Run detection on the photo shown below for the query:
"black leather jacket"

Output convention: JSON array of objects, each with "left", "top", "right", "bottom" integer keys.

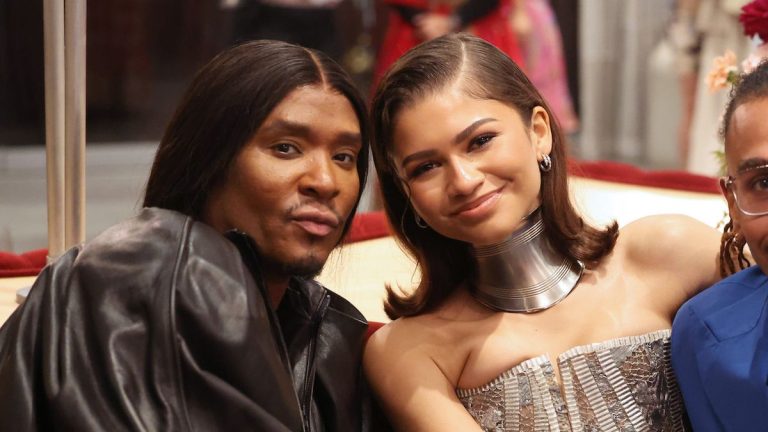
[{"left": 0, "top": 208, "right": 370, "bottom": 431}]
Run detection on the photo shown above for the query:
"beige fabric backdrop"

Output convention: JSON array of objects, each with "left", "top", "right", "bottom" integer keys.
[{"left": 579, "top": 0, "right": 673, "bottom": 163}]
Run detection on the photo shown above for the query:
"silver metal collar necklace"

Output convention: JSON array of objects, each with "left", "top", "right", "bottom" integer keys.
[{"left": 470, "top": 208, "right": 583, "bottom": 313}]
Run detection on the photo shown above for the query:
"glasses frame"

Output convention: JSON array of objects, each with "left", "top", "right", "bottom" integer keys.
[{"left": 724, "top": 163, "right": 768, "bottom": 216}]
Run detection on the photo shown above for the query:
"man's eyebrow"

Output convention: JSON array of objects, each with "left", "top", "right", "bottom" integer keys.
[
  {"left": 259, "top": 119, "right": 311, "bottom": 137},
  {"left": 335, "top": 131, "right": 363, "bottom": 148},
  {"left": 260, "top": 119, "right": 361, "bottom": 146},
  {"left": 737, "top": 157, "right": 768, "bottom": 173},
  {"left": 453, "top": 118, "right": 497, "bottom": 145}
]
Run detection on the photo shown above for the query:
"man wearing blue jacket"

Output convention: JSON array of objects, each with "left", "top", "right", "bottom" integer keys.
[{"left": 672, "top": 61, "right": 768, "bottom": 431}]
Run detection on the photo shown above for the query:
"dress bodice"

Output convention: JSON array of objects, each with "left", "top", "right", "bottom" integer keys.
[{"left": 456, "top": 329, "right": 686, "bottom": 431}]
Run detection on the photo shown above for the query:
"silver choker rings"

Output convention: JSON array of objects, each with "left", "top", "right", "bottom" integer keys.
[{"left": 470, "top": 208, "right": 583, "bottom": 313}]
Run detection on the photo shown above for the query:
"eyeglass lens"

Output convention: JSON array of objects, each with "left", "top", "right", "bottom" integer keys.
[{"left": 732, "top": 166, "right": 768, "bottom": 215}]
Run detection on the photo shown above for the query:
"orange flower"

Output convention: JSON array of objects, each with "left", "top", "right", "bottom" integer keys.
[{"left": 706, "top": 50, "right": 739, "bottom": 92}]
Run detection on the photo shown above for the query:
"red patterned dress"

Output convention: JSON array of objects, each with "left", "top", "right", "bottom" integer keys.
[{"left": 373, "top": 0, "right": 525, "bottom": 84}]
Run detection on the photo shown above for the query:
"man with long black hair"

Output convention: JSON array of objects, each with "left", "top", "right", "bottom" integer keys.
[{"left": 0, "top": 40, "right": 371, "bottom": 431}]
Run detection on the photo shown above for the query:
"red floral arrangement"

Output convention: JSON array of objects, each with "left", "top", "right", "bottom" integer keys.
[{"left": 740, "top": 0, "right": 768, "bottom": 42}]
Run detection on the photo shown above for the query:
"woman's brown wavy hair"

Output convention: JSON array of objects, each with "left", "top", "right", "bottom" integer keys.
[{"left": 371, "top": 34, "right": 618, "bottom": 320}]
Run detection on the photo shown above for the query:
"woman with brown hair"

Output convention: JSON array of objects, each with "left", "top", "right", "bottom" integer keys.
[{"left": 364, "top": 33, "right": 721, "bottom": 431}]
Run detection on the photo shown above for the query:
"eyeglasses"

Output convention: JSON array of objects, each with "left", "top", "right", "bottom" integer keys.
[{"left": 724, "top": 164, "right": 768, "bottom": 216}]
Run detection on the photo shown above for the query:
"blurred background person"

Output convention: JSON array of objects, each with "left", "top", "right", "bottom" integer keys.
[
  {"left": 372, "top": 0, "right": 525, "bottom": 86},
  {"left": 579, "top": 0, "right": 675, "bottom": 164},
  {"left": 671, "top": 0, "right": 751, "bottom": 175},
  {"left": 518, "top": 0, "right": 580, "bottom": 134}
]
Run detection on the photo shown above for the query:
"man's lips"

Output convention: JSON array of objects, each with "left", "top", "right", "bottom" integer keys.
[
  {"left": 291, "top": 207, "right": 341, "bottom": 237},
  {"left": 450, "top": 187, "right": 503, "bottom": 217}
]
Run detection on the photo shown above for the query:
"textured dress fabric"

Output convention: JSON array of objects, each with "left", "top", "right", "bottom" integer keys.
[
  {"left": 0, "top": 208, "right": 370, "bottom": 431},
  {"left": 457, "top": 330, "right": 686, "bottom": 431}
]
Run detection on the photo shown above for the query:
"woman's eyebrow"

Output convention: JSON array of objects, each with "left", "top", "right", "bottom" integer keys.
[{"left": 453, "top": 118, "right": 497, "bottom": 145}]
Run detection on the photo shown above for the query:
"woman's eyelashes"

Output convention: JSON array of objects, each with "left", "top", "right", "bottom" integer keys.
[
  {"left": 408, "top": 161, "right": 439, "bottom": 179},
  {"left": 469, "top": 133, "right": 496, "bottom": 151},
  {"left": 406, "top": 133, "right": 497, "bottom": 180}
]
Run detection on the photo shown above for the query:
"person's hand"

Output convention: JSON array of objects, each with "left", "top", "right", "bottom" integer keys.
[{"left": 414, "top": 13, "right": 459, "bottom": 41}]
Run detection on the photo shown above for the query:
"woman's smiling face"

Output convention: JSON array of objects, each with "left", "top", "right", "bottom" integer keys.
[{"left": 391, "top": 85, "right": 552, "bottom": 246}]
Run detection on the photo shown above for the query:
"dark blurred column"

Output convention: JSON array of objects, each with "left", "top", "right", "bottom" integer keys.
[
  {"left": 549, "top": 0, "right": 579, "bottom": 116},
  {"left": 232, "top": 0, "right": 345, "bottom": 62},
  {"left": 177, "top": 0, "right": 234, "bottom": 71},
  {"left": 0, "top": 0, "right": 45, "bottom": 145},
  {"left": 87, "top": 0, "right": 151, "bottom": 115}
]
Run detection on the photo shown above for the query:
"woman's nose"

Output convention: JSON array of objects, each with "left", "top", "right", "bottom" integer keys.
[{"left": 446, "top": 158, "right": 483, "bottom": 197}]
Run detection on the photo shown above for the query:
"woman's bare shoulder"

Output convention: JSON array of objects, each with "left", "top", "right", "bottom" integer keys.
[
  {"left": 363, "top": 308, "right": 485, "bottom": 431},
  {"left": 620, "top": 213, "right": 715, "bottom": 237},
  {"left": 618, "top": 214, "right": 719, "bottom": 263},
  {"left": 617, "top": 214, "right": 721, "bottom": 297},
  {"left": 366, "top": 312, "right": 450, "bottom": 359},
  {"left": 366, "top": 291, "right": 486, "bottom": 365}
]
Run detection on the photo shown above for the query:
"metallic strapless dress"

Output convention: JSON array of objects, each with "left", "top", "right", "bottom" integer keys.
[{"left": 456, "top": 330, "right": 686, "bottom": 431}]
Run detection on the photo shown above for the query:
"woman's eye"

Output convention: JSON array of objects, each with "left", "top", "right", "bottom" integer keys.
[
  {"left": 409, "top": 162, "right": 438, "bottom": 179},
  {"left": 273, "top": 143, "right": 300, "bottom": 156},
  {"left": 469, "top": 134, "right": 495, "bottom": 150}
]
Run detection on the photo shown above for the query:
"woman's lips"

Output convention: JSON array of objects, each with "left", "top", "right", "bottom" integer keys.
[{"left": 451, "top": 188, "right": 503, "bottom": 220}]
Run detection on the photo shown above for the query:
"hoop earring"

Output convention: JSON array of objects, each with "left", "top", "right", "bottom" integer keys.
[
  {"left": 399, "top": 206, "right": 416, "bottom": 245},
  {"left": 733, "top": 231, "right": 744, "bottom": 246},
  {"left": 414, "top": 213, "right": 428, "bottom": 229},
  {"left": 720, "top": 219, "right": 751, "bottom": 277},
  {"left": 733, "top": 231, "right": 747, "bottom": 254},
  {"left": 539, "top": 154, "right": 552, "bottom": 172}
]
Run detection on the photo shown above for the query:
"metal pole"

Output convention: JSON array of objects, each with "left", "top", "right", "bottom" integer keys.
[
  {"left": 43, "top": 0, "right": 66, "bottom": 261},
  {"left": 64, "top": 0, "right": 86, "bottom": 248}
]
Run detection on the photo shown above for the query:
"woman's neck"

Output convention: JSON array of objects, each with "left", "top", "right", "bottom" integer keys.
[{"left": 470, "top": 208, "right": 583, "bottom": 313}]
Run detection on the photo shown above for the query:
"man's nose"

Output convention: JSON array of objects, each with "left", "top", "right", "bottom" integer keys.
[{"left": 299, "top": 154, "right": 341, "bottom": 200}]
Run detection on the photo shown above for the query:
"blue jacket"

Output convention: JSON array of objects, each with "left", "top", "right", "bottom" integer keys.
[{"left": 671, "top": 266, "right": 768, "bottom": 431}]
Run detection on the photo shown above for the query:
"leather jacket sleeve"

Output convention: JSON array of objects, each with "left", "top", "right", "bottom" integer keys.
[{"left": 0, "top": 208, "right": 304, "bottom": 431}]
